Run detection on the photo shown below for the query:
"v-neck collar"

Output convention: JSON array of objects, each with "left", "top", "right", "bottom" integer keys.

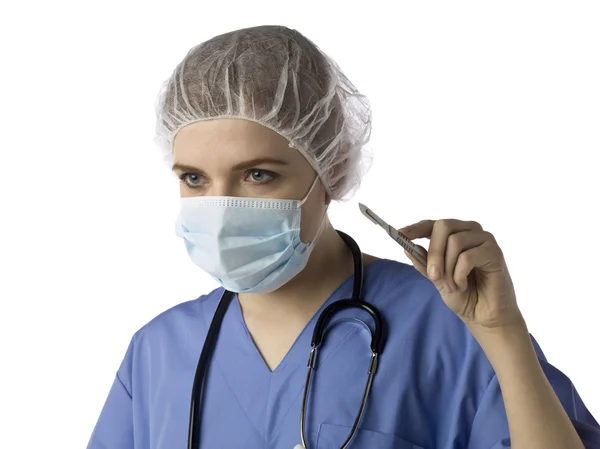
[
  {"left": 198, "top": 259, "right": 390, "bottom": 441},
  {"left": 230, "top": 282, "right": 348, "bottom": 375},
  {"left": 203, "top": 259, "right": 391, "bottom": 373}
]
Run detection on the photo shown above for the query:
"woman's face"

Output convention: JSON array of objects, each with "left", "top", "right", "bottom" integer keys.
[{"left": 172, "top": 119, "right": 329, "bottom": 242}]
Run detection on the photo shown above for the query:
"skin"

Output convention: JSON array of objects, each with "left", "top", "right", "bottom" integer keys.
[
  {"left": 174, "top": 118, "right": 584, "bottom": 448},
  {"left": 173, "top": 118, "right": 378, "bottom": 371},
  {"left": 401, "top": 223, "right": 585, "bottom": 448}
]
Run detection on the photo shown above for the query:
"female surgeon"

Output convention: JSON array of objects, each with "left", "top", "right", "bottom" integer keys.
[{"left": 87, "top": 25, "right": 600, "bottom": 449}]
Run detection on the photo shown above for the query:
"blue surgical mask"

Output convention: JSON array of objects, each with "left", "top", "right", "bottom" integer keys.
[{"left": 175, "top": 176, "right": 325, "bottom": 294}]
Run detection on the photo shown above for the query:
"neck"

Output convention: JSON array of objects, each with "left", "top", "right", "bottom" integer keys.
[{"left": 237, "top": 220, "right": 354, "bottom": 313}]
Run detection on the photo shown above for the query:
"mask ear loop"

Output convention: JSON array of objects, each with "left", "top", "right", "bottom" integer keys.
[
  {"left": 298, "top": 175, "right": 320, "bottom": 207},
  {"left": 297, "top": 175, "right": 329, "bottom": 246}
]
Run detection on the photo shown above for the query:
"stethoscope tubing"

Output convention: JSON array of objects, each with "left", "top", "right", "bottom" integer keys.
[{"left": 188, "top": 231, "right": 385, "bottom": 449}]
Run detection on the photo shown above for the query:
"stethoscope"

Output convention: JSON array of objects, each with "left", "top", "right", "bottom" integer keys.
[{"left": 187, "top": 231, "right": 385, "bottom": 449}]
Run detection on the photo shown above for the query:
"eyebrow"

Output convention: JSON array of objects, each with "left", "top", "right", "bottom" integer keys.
[{"left": 171, "top": 157, "right": 289, "bottom": 172}]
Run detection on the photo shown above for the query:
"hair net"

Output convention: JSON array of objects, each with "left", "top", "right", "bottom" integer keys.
[{"left": 154, "top": 25, "right": 372, "bottom": 200}]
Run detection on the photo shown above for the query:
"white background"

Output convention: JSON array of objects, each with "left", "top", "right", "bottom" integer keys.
[{"left": 1, "top": 1, "right": 598, "bottom": 448}]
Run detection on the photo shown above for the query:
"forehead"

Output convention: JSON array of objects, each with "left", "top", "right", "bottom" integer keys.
[{"left": 173, "top": 119, "right": 303, "bottom": 166}]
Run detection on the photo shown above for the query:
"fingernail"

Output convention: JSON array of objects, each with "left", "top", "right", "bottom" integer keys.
[
  {"left": 429, "top": 265, "right": 440, "bottom": 281},
  {"left": 399, "top": 227, "right": 410, "bottom": 234}
]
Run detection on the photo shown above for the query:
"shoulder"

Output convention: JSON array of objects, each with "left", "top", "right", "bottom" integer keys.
[
  {"left": 118, "top": 286, "right": 224, "bottom": 374},
  {"left": 364, "top": 257, "right": 484, "bottom": 343},
  {"left": 364, "top": 258, "right": 495, "bottom": 385},
  {"left": 132, "top": 287, "right": 224, "bottom": 345},
  {"left": 115, "top": 287, "right": 225, "bottom": 388},
  {"left": 364, "top": 258, "right": 467, "bottom": 328}
]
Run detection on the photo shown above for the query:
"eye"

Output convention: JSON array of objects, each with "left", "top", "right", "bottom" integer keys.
[
  {"left": 246, "top": 169, "right": 277, "bottom": 184},
  {"left": 179, "top": 172, "right": 205, "bottom": 188}
]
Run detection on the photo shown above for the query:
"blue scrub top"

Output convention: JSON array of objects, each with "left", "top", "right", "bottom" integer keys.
[{"left": 88, "top": 260, "right": 600, "bottom": 448}]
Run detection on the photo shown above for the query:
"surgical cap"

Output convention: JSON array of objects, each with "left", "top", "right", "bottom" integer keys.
[{"left": 154, "top": 25, "right": 372, "bottom": 201}]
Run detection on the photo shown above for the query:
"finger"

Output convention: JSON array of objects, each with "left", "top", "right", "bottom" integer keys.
[
  {"left": 398, "top": 220, "right": 436, "bottom": 240},
  {"left": 427, "top": 220, "right": 480, "bottom": 283},
  {"left": 444, "top": 230, "right": 490, "bottom": 292},
  {"left": 454, "top": 245, "right": 485, "bottom": 292},
  {"left": 454, "top": 237, "right": 504, "bottom": 292},
  {"left": 399, "top": 219, "right": 482, "bottom": 241}
]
